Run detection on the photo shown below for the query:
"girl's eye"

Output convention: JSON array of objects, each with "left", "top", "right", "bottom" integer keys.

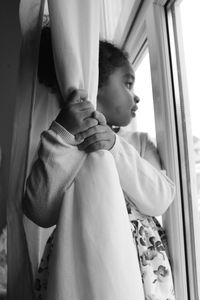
[{"left": 126, "top": 82, "right": 133, "bottom": 89}]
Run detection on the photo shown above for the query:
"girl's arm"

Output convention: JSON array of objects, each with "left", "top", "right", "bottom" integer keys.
[
  {"left": 110, "top": 133, "right": 175, "bottom": 216},
  {"left": 70, "top": 122, "right": 175, "bottom": 216},
  {"left": 23, "top": 89, "right": 98, "bottom": 227},
  {"left": 23, "top": 122, "right": 86, "bottom": 228}
]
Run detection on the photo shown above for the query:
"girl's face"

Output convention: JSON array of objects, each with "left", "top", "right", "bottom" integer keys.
[{"left": 97, "top": 62, "right": 138, "bottom": 127}]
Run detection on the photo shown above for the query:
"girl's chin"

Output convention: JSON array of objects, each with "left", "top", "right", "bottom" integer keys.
[
  {"left": 117, "top": 120, "right": 132, "bottom": 127},
  {"left": 109, "top": 115, "right": 133, "bottom": 127},
  {"left": 124, "top": 115, "right": 134, "bottom": 126}
]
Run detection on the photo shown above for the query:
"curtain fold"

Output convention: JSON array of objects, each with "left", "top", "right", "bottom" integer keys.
[
  {"left": 48, "top": 0, "right": 99, "bottom": 104},
  {"left": 46, "top": 0, "right": 145, "bottom": 299}
]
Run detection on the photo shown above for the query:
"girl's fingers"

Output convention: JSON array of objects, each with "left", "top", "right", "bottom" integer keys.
[
  {"left": 75, "top": 125, "right": 106, "bottom": 142},
  {"left": 93, "top": 111, "right": 107, "bottom": 125},
  {"left": 70, "top": 100, "right": 94, "bottom": 111},
  {"left": 78, "top": 132, "right": 109, "bottom": 150},
  {"left": 79, "top": 118, "right": 99, "bottom": 133},
  {"left": 71, "top": 107, "right": 94, "bottom": 120},
  {"left": 78, "top": 88, "right": 88, "bottom": 100},
  {"left": 84, "top": 135, "right": 116, "bottom": 152},
  {"left": 67, "top": 88, "right": 88, "bottom": 104}
]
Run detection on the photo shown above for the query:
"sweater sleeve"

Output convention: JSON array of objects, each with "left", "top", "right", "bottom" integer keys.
[
  {"left": 23, "top": 121, "right": 86, "bottom": 228},
  {"left": 110, "top": 133, "right": 175, "bottom": 216}
]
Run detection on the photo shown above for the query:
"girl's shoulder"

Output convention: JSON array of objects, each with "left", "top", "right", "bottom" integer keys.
[
  {"left": 118, "top": 129, "right": 162, "bottom": 169},
  {"left": 118, "top": 129, "right": 156, "bottom": 157}
]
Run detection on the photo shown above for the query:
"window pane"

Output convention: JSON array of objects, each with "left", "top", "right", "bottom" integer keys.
[
  {"left": 179, "top": 1, "right": 200, "bottom": 214},
  {"left": 135, "top": 50, "right": 156, "bottom": 139},
  {"left": 126, "top": 50, "right": 156, "bottom": 142}
]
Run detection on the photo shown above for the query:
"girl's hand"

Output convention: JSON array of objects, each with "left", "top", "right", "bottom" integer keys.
[
  {"left": 76, "top": 123, "right": 116, "bottom": 153},
  {"left": 56, "top": 89, "right": 98, "bottom": 135}
]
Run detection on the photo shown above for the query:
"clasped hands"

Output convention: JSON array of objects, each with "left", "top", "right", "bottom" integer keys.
[{"left": 55, "top": 89, "right": 116, "bottom": 153}]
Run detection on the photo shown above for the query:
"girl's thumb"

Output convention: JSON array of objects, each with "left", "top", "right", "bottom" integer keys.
[{"left": 93, "top": 111, "right": 107, "bottom": 125}]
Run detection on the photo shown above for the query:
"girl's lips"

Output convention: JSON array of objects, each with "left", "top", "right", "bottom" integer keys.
[
  {"left": 131, "top": 105, "right": 138, "bottom": 116},
  {"left": 131, "top": 111, "right": 136, "bottom": 117}
]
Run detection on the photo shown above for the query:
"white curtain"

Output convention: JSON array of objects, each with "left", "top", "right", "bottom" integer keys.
[
  {"left": 45, "top": 0, "right": 144, "bottom": 299},
  {"left": 13, "top": 0, "right": 145, "bottom": 299}
]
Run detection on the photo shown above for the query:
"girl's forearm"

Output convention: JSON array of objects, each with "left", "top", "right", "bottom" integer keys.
[
  {"left": 22, "top": 122, "right": 86, "bottom": 227},
  {"left": 110, "top": 135, "right": 175, "bottom": 216}
]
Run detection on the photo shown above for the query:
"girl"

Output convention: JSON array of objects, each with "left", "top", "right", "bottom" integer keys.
[{"left": 23, "top": 26, "right": 176, "bottom": 299}]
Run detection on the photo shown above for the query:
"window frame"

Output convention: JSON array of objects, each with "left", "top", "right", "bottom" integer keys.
[{"left": 122, "top": 0, "right": 200, "bottom": 298}]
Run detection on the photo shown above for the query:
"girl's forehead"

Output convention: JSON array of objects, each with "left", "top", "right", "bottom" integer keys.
[
  {"left": 118, "top": 62, "right": 135, "bottom": 79},
  {"left": 123, "top": 61, "right": 135, "bottom": 75}
]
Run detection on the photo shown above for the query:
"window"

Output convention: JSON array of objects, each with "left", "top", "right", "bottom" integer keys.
[
  {"left": 134, "top": 50, "right": 156, "bottom": 139},
  {"left": 179, "top": 1, "right": 200, "bottom": 215},
  {"left": 166, "top": 0, "right": 200, "bottom": 298},
  {"left": 125, "top": 1, "right": 200, "bottom": 298},
  {"left": 126, "top": 49, "right": 156, "bottom": 142}
]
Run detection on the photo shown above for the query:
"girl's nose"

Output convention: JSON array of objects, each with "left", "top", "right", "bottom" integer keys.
[{"left": 134, "top": 95, "right": 140, "bottom": 104}]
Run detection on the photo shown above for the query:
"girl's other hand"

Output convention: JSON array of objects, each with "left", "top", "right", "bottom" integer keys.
[
  {"left": 76, "top": 122, "right": 116, "bottom": 152},
  {"left": 55, "top": 89, "right": 98, "bottom": 135}
]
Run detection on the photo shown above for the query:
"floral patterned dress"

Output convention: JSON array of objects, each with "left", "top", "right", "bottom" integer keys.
[
  {"left": 34, "top": 198, "right": 175, "bottom": 300},
  {"left": 126, "top": 198, "right": 175, "bottom": 300}
]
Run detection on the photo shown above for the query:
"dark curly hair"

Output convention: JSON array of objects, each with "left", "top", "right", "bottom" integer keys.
[
  {"left": 98, "top": 41, "right": 129, "bottom": 88},
  {"left": 38, "top": 26, "right": 129, "bottom": 92}
]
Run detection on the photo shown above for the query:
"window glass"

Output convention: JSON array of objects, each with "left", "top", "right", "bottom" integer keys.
[
  {"left": 179, "top": 1, "right": 200, "bottom": 214},
  {"left": 126, "top": 50, "right": 156, "bottom": 141}
]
